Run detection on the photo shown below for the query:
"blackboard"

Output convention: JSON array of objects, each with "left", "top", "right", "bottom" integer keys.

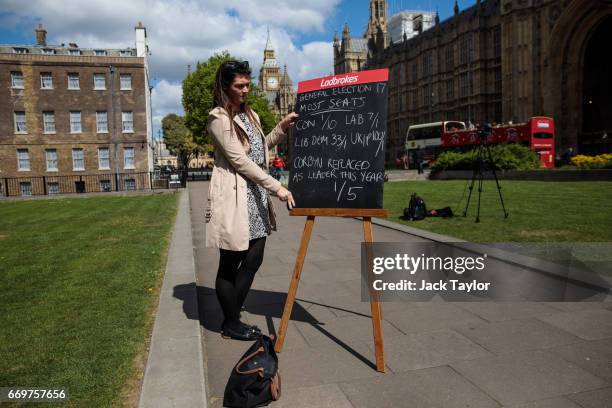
[{"left": 289, "top": 69, "right": 389, "bottom": 209}]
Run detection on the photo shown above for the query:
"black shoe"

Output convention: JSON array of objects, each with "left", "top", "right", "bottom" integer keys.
[
  {"left": 244, "top": 323, "right": 262, "bottom": 334},
  {"left": 221, "top": 322, "right": 260, "bottom": 341}
]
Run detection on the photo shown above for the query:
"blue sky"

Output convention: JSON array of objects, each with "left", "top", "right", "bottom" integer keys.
[{"left": 0, "top": 0, "right": 476, "bottom": 138}]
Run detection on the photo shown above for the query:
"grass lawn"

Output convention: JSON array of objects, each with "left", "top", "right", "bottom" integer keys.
[
  {"left": 384, "top": 180, "right": 612, "bottom": 242},
  {"left": 0, "top": 193, "right": 179, "bottom": 407}
]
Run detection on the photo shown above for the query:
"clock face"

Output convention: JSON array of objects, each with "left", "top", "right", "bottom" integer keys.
[{"left": 267, "top": 77, "right": 279, "bottom": 88}]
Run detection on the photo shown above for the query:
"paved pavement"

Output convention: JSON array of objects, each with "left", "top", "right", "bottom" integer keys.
[{"left": 187, "top": 181, "right": 612, "bottom": 408}]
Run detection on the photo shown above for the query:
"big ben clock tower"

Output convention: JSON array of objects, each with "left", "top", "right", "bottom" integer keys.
[{"left": 259, "top": 28, "right": 281, "bottom": 92}]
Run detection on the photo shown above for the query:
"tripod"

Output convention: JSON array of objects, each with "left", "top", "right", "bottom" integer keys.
[{"left": 462, "top": 137, "right": 509, "bottom": 223}]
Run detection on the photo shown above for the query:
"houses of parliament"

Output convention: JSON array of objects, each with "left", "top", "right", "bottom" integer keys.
[{"left": 334, "top": 0, "right": 612, "bottom": 161}]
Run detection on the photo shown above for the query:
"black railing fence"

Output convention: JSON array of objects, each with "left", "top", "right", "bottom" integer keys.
[{"left": 0, "top": 169, "right": 212, "bottom": 198}]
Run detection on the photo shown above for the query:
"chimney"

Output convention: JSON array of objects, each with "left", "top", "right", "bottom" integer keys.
[
  {"left": 35, "top": 24, "right": 47, "bottom": 46},
  {"left": 135, "top": 21, "right": 147, "bottom": 58}
]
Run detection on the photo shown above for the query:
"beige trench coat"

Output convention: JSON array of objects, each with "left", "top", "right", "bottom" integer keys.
[{"left": 205, "top": 106, "right": 286, "bottom": 251}]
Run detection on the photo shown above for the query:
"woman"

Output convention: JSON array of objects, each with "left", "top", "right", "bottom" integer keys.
[{"left": 205, "top": 60, "right": 297, "bottom": 341}]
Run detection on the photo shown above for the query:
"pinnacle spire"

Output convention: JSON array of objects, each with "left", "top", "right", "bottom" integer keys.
[{"left": 265, "top": 26, "right": 273, "bottom": 51}]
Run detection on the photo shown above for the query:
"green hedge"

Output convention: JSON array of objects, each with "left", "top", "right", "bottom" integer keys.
[{"left": 431, "top": 144, "right": 541, "bottom": 172}]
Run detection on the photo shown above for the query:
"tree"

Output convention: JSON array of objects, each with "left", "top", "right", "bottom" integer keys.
[
  {"left": 161, "top": 113, "right": 203, "bottom": 170},
  {"left": 182, "top": 51, "right": 278, "bottom": 150}
]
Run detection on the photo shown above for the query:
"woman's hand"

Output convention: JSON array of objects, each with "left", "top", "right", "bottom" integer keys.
[
  {"left": 279, "top": 112, "right": 299, "bottom": 133},
  {"left": 276, "top": 186, "right": 295, "bottom": 210}
]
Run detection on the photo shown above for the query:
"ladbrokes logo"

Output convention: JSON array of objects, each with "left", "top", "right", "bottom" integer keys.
[{"left": 320, "top": 74, "right": 359, "bottom": 88}]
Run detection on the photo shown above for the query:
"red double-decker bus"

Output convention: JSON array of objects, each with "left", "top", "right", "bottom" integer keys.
[
  {"left": 405, "top": 117, "right": 556, "bottom": 168},
  {"left": 440, "top": 117, "right": 555, "bottom": 168}
]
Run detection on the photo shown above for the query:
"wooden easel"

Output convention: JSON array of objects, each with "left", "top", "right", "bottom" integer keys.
[{"left": 274, "top": 208, "right": 389, "bottom": 373}]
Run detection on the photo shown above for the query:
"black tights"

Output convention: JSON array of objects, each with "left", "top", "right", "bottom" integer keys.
[{"left": 215, "top": 237, "right": 266, "bottom": 324}]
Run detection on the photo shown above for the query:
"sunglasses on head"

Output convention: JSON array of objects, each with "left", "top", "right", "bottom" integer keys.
[{"left": 224, "top": 60, "right": 250, "bottom": 70}]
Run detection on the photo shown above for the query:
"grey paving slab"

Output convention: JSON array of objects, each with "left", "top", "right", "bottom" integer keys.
[
  {"left": 295, "top": 314, "right": 404, "bottom": 348},
  {"left": 369, "top": 329, "right": 493, "bottom": 372},
  {"left": 316, "top": 294, "right": 409, "bottom": 318},
  {"left": 505, "top": 396, "right": 582, "bottom": 408},
  {"left": 456, "top": 302, "right": 561, "bottom": 322},
  {"left": 537, "top": 308, "right": 612, "bottom": 340},
  {"left": 271, "top": 384, "right": 354, "bottom": 408},
  {"left": 455, "top": 318, "right": 582, "bottom": 355},
  {"left": 547, "top": 301, "right": 612, "bottom": 312},
  {"left": 339, "top": 366, "right": 500, "bottom": 408},
  {"left": 549, "top": 338, "right": 612, "bottom": 383},
  {"left": 567, "top": 387, "right": 612, "bottom": 408},
  {"left": 384, "top": 303, "right": 487, "bottom": 334},
  {"left": 206, "top": 356, "right": 237, "bottom": 398},
  {"left": 450, "top": 350, "right": 608, "bottom": 406},
  {"left": 275, "top": 341, "right": 384, "bottom": 390}
]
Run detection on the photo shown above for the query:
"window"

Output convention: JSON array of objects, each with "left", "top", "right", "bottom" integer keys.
[
  {"left": 469, "top": 72, "right": 474, "bottom": 95},
  {"left": 43, "top": 111, "right": 56, "bottom": 133},
  {"left": 423, "top": 84, "right": 432, "bottom": 106},
  {"left": 98, "top": 147, "right": 110, "bottom": 169},
  {"left": 120, "top": 50, "right": 133, "bottom": 57},
  {"left": 40, "top": 72, "right": 53, "bottom": 89},
  {"left": 70, "top": 111, "right": 82, "bottom": 133},
  {"left": 460, "top": 73, "right": 469, "bottom": 97},
  {"left": 72, "top": 148, "right": 85, "bottom": 170},
  {"left": 446, "top": 46, "right": 454, "bottom": 71},
  {"left": 47, "top": 182, "right": 59, "bottom": 195},
  {"left": 20, "top": 182, "right": 32, "bottom": 196},
  {"left": 68, "top": 73, "right": 80, "bottom": 89},
  {"left": 494, "top": 68, "right": 502, "bottom": 93},
  {"left": 100, "top": 180, "right": 112, "bottom": 192},
  {"left": 13, "top": 47, "right": 28, "bottom": 54},
  {"left": 69, "top": 49, "right": 81, "bottom": 55},
  {"left": 422, "top": 52, "right": 432, "bottom": 76},
  {"left": 467, "top": 35, "right": 474, "bottom": 62},
  {"left": 11, "top": 72, "right": 24, "bottom": 88},
  {"left": 14, "top": 111, "right": 27, "bottom": 133},
  {"left": 46, "top": 149, "right": 58, "bottom": 171},
  {"left": 493, "top": 27, "right": 501, "bottom": 59},
  {"left": 42, "top": 48, "right": 55, "bottom": 55},
  {"left": 94, "top": 74, "right": 106, "bottom": 90},
  {"left": 17, "top": 149, "right": 30, "bottom": 171},
  {"left": 95, "top": 50, "right": 107, "bottom": 56},
  {"left": 96, "top": 111, "right": 108, "bottom": 133},
  {"left": 412, "top": 63, "right": 418, "bottom": 82},
  {"left": 124, "top": 147, "right": 135, "bottom": 169},
  {"left": 122, "top": 111, "right": 133, "bottom": 133},
  {"left": 120, "top": 74, "right": 132, "bottom": 90},
  {"left": 446, "top": 79, "right": 454, "bottom": 100},
  {"left": 125, "top": 178, "right": 136, "bottom": 191}
]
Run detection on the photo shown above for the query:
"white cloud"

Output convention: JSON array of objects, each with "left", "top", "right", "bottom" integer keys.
[
  {"left": 2, "top": 0, "right": 341, "bottom": 132},
  {"left": 151, "top": 80, "right": 184, "bottom": 126}
]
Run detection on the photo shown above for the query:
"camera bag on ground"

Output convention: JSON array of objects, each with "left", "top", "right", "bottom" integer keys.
[
  {"left": 223, "top": 334, "right": 281, "bottom": 408},
  {"left": 428, "top": 206, "right": 454, "bottom": 217},
  {"left": 404, "top": 193, "right": 427, "bottom": 221}
]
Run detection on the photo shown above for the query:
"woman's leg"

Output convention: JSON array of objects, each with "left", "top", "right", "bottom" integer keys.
[
  {"left": 235, "top": 237, "right": 266, "bottom": 310},
  {"left": 215, "top": 248, "right": 246, "bottom": 324}
]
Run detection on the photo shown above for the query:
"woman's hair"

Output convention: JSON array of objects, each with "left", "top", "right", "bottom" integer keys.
[{"left": 213, "top": 60, "right": 259, "bottom": 145}]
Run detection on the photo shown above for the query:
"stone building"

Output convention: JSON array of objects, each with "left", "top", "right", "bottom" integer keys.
[
  {"left": 258, "top": 29, "right": 296, "bottom": 158},
  {"left": 0, "top": 23, "right": 153, "bottom": 196},
  {"left": 333, "top": 0, "right": 389, "bottom": 74},
  {"left": 336, "top": 0, "right": 612, "bottom": 162}
]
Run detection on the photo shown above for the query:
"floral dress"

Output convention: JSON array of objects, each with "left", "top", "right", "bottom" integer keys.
[{"left": 238, "top": 113, "right": 271, "bottom": 240}]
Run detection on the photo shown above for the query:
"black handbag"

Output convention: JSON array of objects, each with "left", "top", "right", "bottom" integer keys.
[{"left": 223, "top": 334, "right": 281, "bottom": 408}]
